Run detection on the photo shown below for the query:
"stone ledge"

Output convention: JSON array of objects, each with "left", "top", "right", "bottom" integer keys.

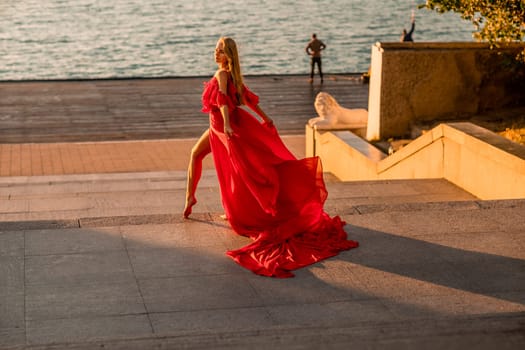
[
  {"left": 79, "top": 214, "right": 181, "bottom": 227},
  {"left": 350, "top": 198, "right": 525, "bottom": 215},
  {"left": 352, "top": 200, "right": 481, "bottom": 215},
  {"left": 376, "top": 42, "right": 525, "bottom": 51},
  {"left": 2, "top": 199, "right": 524, "bottom": 231},
  {"left": 307, "top": 122, "right": 525, "bottom": 200},
  {"left": 77, "top": 213, "right": 216, "bottom": 227},
  {"left": 0, "top": 220, "right": 80, "bottom": 231}
]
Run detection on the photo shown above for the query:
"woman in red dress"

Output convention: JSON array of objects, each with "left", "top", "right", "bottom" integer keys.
[{"left": 184, "top": 37, "right": 358, "bottom": 278}]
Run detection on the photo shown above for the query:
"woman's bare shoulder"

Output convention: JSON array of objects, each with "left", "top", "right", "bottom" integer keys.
[
  {"left": 214, "top": 70, "right": 229, "bottom": 90},
  {"left": 214, "top": 69, "right": 229, "bottom": 79}
]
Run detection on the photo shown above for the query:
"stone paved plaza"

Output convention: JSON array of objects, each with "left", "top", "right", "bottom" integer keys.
[
  {"left": 0, "top": 78, "right": 524, "bottom": 349},
  {"left": 1, "top": 162, "right": 524, "bottom": 349}
]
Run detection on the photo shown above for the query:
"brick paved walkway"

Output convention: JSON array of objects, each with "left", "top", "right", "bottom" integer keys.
[
  {"left": 0, "top": 136, "right": 305, "bottom": 177},
  {"left": 0, "top": 139, "right": 207, "bottom": 177}
]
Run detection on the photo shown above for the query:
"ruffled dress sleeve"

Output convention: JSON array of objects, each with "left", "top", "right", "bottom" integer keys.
[
  {"left": 201, "top": 80, "right": 213, "bottom": 113},
  {"left": 242, "top": 84, "right": 259, "bottom": 109},
  {"left": 201, "top": 77, "right": 237, "bottom": 113},
  {"left": 217, "top": 90, "right": 237, "bottom": 111}
]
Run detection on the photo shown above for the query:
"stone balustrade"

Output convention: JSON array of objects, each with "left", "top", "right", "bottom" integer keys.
[{"left": 307, "top": 122, "right": 525, "bottom": 200}]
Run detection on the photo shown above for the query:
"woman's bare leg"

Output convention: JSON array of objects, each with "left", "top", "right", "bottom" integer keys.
[{"left": 184, "top": 129, "right": 211, "bottom": 218}]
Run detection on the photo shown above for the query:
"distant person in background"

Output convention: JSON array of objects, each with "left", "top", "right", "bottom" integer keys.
[
  {"left": 305, "top": 33, "right": 326, "bottom": 83},
  {"left": 401, "top": 11, "right": 416, "bottom": 42}
]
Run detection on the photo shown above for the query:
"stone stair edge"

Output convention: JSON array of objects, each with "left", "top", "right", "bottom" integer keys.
[{"left": 1, "top": 198, "right": 523, "bottom": 232}]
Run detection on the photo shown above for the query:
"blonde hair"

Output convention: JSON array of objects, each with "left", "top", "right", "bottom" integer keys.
[{"left": 220, "top": 37, "right": 244, "bottom": 104}]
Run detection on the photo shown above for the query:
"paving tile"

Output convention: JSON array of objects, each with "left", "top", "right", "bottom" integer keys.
[
  {"left": 26, "top": 314, "right": 152, "bottom": 346},
  {"left": 0, "top": 327, "right": 25, "bottom": 349},
  {"left": 327, "top": 256, "right": 478, "bottom": 310},
  {"left": 322, "top": 199, "right": 360, "bottom": 216},
  {"left": 450, "top": 260, "right": 525, "bottom": 295},
  {"left": 493, "top": 291, "right": 525, "bottom": 306},
  {"left": 490, "top": 207, "right": 525, "bottom": 233},
  {"left": 121, "top": 222, "right": 227, "bottom": 250},
  {"left": 128, "top": 245, "right": 237, "bottom": 279},
  {"left": 28, "top": 196, "right": 93, "bottom": 212},
  {"left": 312, "top": 259, "right": 370, "bottom": 294},
  {"left": 265, "top": 300, "right": 397, "bottom": 328},
  {"left": 477, "top": 199, "right": 525, "bottom": 210},
  {"left": 139, "top": 275, "right": 262, "bottom": 313},
  {"left": 327, "top": 181, "right": 422, "bottom": 198},
  {"left": 0, "top": 231, "right": 24, "bottom": 256},
  {"left": 0, "top": 219, "right": 79, "bottom": 231},
  {"left": 338, "top": 263, "right": 465, "bottom": 300},
  {"left": 391, "top": 261, "right": 476, "bottom": 293},
  {"left": 87, "top": 191, "right": 179, "bottom": 210},
  {"left": 95, "top": 208, "right": 175, "bottom": 222},
  {"left": 418, "top": 231, "right": 524, "bottom": 260},
  {"left": 210, "top": 218, "right": 253, "bottom": 251},
  {"left": 0, "top": 256, "right": 24, "bottom": 295},
  {"left": 353, "top": 200, "right": 479, "bottom": 214},
  {"left": 150, "top": 306, "right": 274, "bottom": 335},
  {"left": 342, "top": 225, "right": 450, "bottom": 265},
  {"left": 25, "top": 251, "right": 134, "bottom": 287},
  {"left": 0, "top": 199, "right": 29, "bottom": 214},
  {"left": 246, "top": 267, "right": 365, "bottom": 305},
  {"left": 191, "top": 192, "right": 224, "bottom": 214},
  {"left": 382, "top": 290, "right": 525, "bottom": 320},
  {"left": 345, "top": 208, "right": 508, "bottom": 237},
  {"left": 409, "top": 179, "right": 476, "bottom": 196},
  {"left": 25, "top": 227, "right": 123, "bottom": 255},
  {"left": 0, "top": 256, "right": 25, "bottom": 338},
  {"left": 79, "top": 213, "right": 183, "bottom": 227},
  {"left": 0, "top": 293, "right": 24, "bottom": 329},
  {"left": 26, "top": 280, "right": 146, "bottom": 321},
  {"left": 0, "top": 214, "right": 81, "bottom": 225}
]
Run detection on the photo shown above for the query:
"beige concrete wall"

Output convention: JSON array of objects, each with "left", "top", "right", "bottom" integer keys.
[
  {"left": 314, "top": 130, "right": 380, "bottom": 181},
  {"left": 305, "top": 124, "right": 315, "bottom": 157},
  {"left": 366, "top": 42, "right": 525, "bottom": 141},
  {"left": 378, "top": 140, "right": 444, "bottom": 180},
  {"left": 310, "top": 123, "right": 525, "bottom": 200},
  {"left": 442, "top": 123, "right": 525, "bottom": 199}
]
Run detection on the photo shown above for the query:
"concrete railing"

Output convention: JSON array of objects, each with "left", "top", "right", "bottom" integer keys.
[
  {"left": 306, "top": 123, "right": 525, "bottom": 200},
  {"left": 366, "top": 42, "right": 525, "bottom": 141}
]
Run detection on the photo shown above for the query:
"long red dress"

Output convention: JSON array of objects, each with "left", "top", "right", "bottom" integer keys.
[{"left": 202, "top": 76, "right": 358, "bottom": 278}]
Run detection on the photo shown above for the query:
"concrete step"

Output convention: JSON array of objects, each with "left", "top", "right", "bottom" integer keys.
[
  {"left": 1, "top": 174, "right": 523, "bottom": 349},
  {"left": 0, "top": 171, "right": 478, "bottom": 224}
]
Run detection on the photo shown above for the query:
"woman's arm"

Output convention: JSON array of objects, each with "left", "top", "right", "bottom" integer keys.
[
  {"left": 251, "top": 104, "right": 274, "bottom": 126},
  {"left": 243, "top": 85, "right": 274, "bottom": 126}
]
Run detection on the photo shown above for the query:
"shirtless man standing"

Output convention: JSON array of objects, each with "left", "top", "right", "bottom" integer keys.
[{"left": 306, "top": 33, "right": 326, "bottom": 84}]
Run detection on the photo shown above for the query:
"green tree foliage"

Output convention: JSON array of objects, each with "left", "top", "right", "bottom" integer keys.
[{"left": 422, "top": 0, "right": 525, "bottom": 60}]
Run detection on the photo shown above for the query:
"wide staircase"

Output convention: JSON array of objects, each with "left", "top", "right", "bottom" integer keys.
[
  {"left": 1, "top": 169, "right": 524, "bottom": 349},
  {"left": 0, "top": 169, "right": 478, "bottom": 225}
]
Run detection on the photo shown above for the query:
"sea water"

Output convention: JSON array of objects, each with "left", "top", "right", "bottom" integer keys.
[{"left": 0, "top": 0, "right": 475, "bottom": 80}]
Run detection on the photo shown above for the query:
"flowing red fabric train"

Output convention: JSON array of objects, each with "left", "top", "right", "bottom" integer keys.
[{"left": 202, "top": 76, "right": 358, "bottom": 277}]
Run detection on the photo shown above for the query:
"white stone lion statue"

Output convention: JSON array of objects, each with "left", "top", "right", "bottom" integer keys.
[{"left": 308, "top": 92, "right": 368, "bottom": 130}]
